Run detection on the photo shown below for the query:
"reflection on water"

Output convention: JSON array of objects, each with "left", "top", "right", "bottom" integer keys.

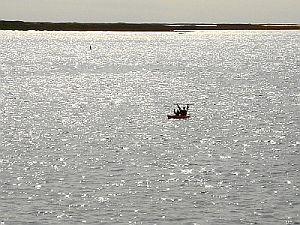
[{"left": 0, "top": 30, "right": 299, "bottom": 224}]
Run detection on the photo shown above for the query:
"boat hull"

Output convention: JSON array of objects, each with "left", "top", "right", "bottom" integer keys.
[{"left": 167, "top": 115, "right": 191, "bottom": 119}]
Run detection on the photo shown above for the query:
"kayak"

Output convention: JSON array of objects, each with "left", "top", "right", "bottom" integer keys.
[{"left": 167, "top": 114, "right": 191, "bottom": 119}]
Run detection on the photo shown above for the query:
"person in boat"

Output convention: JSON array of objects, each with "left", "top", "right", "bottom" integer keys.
[
  {"left": 174, "top": 108, "right": 180, "bottom": 116},
  {"left": 176, "top": 104, "right": 189, "bottom": 116}
]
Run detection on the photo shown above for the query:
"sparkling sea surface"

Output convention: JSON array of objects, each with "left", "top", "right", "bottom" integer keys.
[{"left": 0, "top": 30, "right": 299, "bottom": 225}]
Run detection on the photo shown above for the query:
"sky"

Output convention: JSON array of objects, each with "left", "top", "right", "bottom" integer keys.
[{"left": 1, "top": 0, "right": 300, "bottom": 24}]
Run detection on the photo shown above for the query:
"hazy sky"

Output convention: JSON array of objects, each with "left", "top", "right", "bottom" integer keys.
[{"left": 1, "top": 0, "right": 300, "bottom": 23}]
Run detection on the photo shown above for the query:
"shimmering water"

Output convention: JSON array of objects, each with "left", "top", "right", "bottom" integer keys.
[{"left": 0, "top": 30, "right": 299, "bottom": 225}]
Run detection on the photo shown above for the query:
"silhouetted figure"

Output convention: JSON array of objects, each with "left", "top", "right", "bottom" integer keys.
[
  {"left": 90, "top": 45, "right": 92, "bottom": 50},
  {"left": 177, "top": 104, "right": 189, "bottom": 116},
  {"left": 174, "top": 109, "right": 180, "bottom": 116}
]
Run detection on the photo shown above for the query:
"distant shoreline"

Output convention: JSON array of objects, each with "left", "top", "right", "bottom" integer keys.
[{"left": 0, "top": 20, "right": 299, "bottom": 31}]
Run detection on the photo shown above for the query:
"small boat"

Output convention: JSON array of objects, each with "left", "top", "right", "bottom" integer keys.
[
  {"left": 167, "top": 103, "right": 193, "bottom": 119},
  {"left": 167, "top": 114, "right": 191, "bottom": 119}
]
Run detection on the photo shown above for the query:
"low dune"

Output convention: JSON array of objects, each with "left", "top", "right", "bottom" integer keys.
[{"left": 0, "top": 20, "right": 299, "bottom": 31}]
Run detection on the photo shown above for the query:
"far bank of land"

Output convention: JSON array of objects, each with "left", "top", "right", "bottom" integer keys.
[{"left": 0, "top": 20, "right": 300, "bottom": 31}]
